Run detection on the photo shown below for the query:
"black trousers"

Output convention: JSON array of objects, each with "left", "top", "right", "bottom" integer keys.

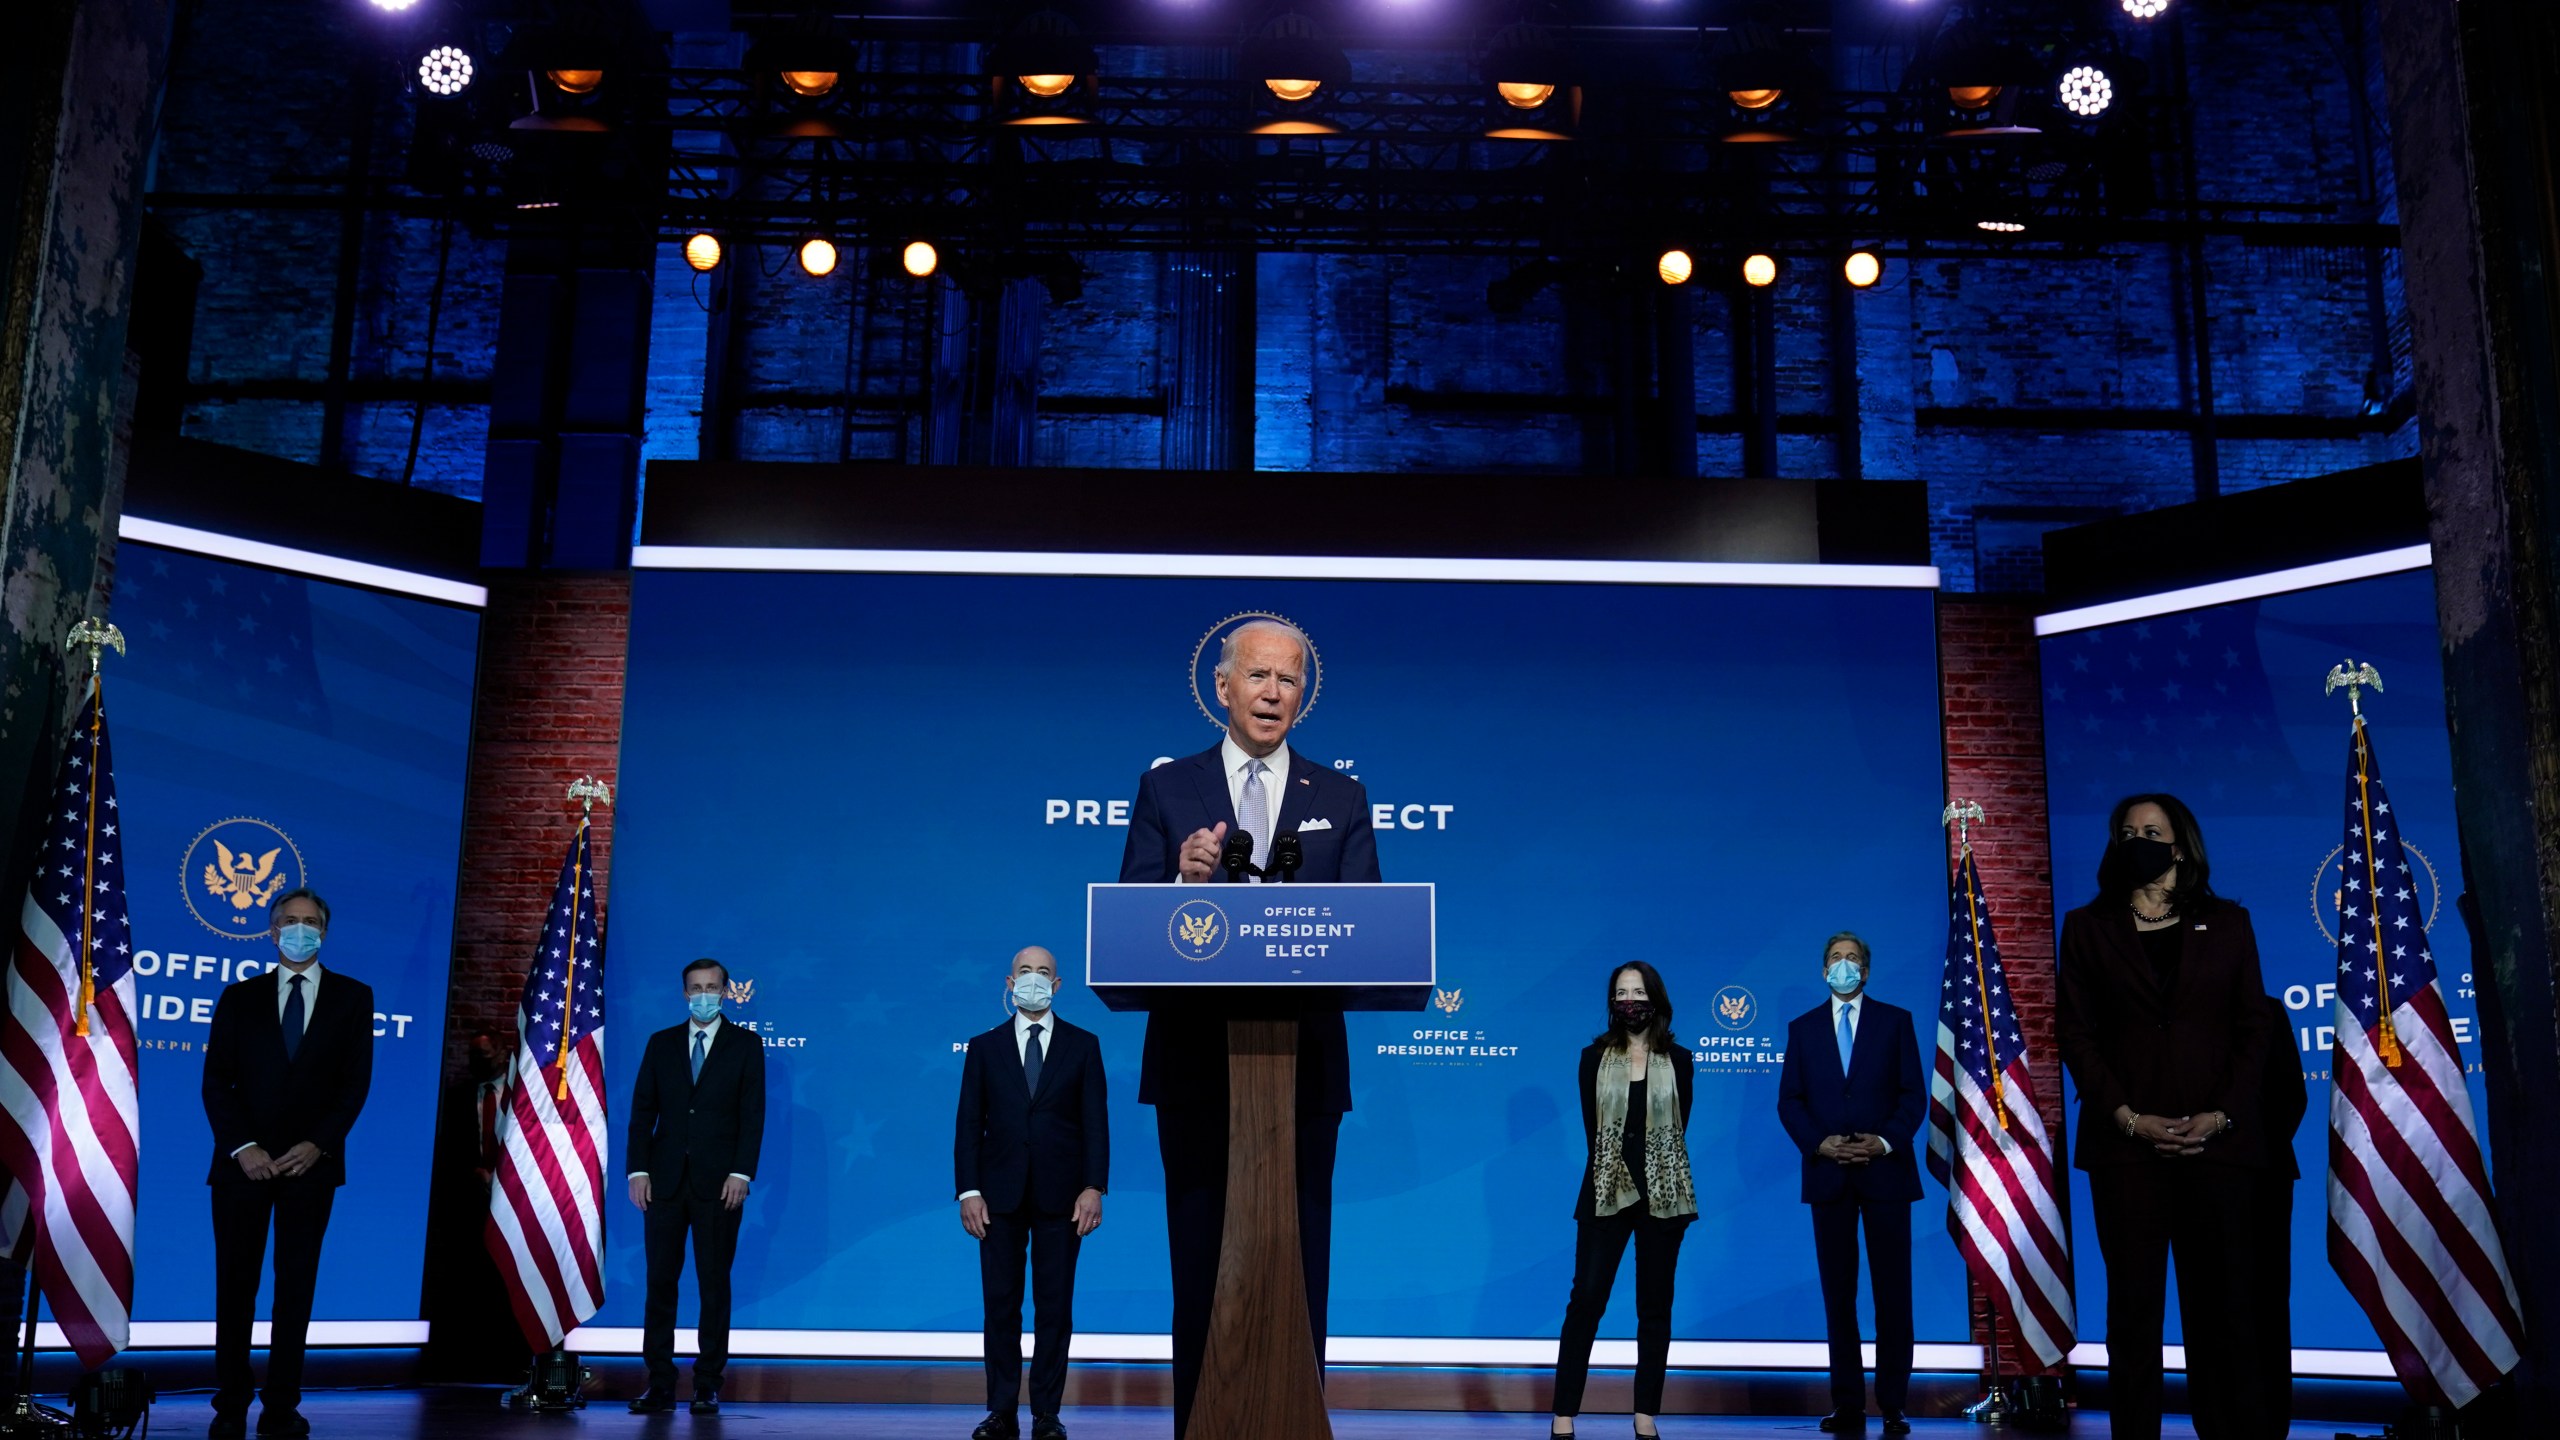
[
  {"left": 2088, "top": 1162, "right": 2270, "bottom": 1440},
  {"left": 211, "top": 1178, "right": 337, "bottom": 1417},
  {"left": 1811, "top": 1195, "right": 1915, "bottom": 1416},
  {"left": 2252, "top": 1174, "right": 2296, "bottom": 1440},
  {"left": 1553, "top": 1207, "right": 1690, "bottom": 1418},
  {"left": 981, "top": 1202, "right": 1084, "bottom": 1419},
  {"left": 641, "top": 1186, "right": 741, "bottom": 1393},
  {"left": 1158, "top": 1099, "right": 1340, "bottom": 1440}
]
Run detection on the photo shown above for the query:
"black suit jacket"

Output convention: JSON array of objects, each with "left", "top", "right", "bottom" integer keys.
[
  {"left": 1775, "top": 998, "right": 1926, "bottom": 1204},
  {"left": 626, "top": 1020, "right": 767, "bottom": 1200},
  {"left": 2056, "top": 899, "right": 2271, "bottom": 1171},
  {"left": 202, "top": 965, "right": 376, "bottom": 1187},
  {"left": 2259, "top": 994, "right": 2309, "bottom": 1180},
  {"left": 1118, "top": 743, "right": 1379, "bottom": 1117},
  {"left": 954, "top": 1015, "right": 1110, "bottom": 1214},
  {"left": 1570, "top": 1039, "right": 1695, "bottom": 1220}
]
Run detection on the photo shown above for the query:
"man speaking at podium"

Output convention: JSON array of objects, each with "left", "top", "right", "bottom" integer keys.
[{"left": 1119, "top": 618, "right": 1379, "bottom": 1439}]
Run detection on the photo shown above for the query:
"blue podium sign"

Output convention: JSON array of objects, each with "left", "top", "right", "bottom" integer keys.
[{"left": 1086, "top": 882, "right": 1434, "bottom": 1010}]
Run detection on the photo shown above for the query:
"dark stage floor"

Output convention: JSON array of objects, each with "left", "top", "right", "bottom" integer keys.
[{"left": 123, "top": 1391, "right": 2374, "bottom": 1438}]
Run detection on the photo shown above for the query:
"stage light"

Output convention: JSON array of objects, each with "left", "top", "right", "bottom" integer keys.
[
  {"left": 799, "top": 238, "right": 839, "bottom": 277},
  {"left": 417, "top": 46, "right": 473, "bottom": 96},
  {"left": 1019, "top": 74, "right": 1075, "bottom": 98},
  {"left": 367, "top": 0, "right": 422, "bottom": 11},
  {"left": 1948, "top": 83, "right": 2001, "bottom": 109},
  {"left": 781, "top": 69, "right": 838, "bottom": 98},
  {"left": 1977, "top": 219, "right": 2027, "bottom": 234},
  {"left": 902, "top": 241, "right": 939, "bottom": 278},
  {"left": 1497, "top": 82, "right": 1555, "bottom": 109},
  {"left": 684, "top": 234, "right": 723, "bottom": 272},
  {"left": 2123, "top": 0, "right": 2170, "bottom": 17},
  {"left": 1728, "top": 88, "right": 1782, "bottom": 111},
  {"left": 1742, "top": 253, "right": 1778, "bottom": 287},
  {"left": 2059, "top": 65, "right": 2113, "bottom": 117},
  {"left": 1844, "top": 251, "right": 1882, "bottom": 288},
  {"left": 547, "top": 68, "right": 603, "bottom": 96},
  {"left": 1266, "top": 77, "right": 1323, "bottom": 102},
  {"left": 1657, "top": 249, "right": 1693, "bottom": 285}
]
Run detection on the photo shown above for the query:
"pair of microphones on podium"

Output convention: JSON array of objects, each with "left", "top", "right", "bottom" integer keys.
[{"left": 1220, "top": 829, "right": 1304, "bottom": 883}]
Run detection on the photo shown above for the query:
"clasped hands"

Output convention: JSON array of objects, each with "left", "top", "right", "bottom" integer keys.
[
  {"left": 1815, "top": 1133, "right": 1887, "bottom": 1167},
  {"left": 234, "top": 1142, "right": 321, "bottom": 1182},
  {"left": 2116, "top": 1106, "right": 2226, "bottom": 1157},
  {"left": 626, "top": 1174, "right": 751, "bottom": 1211},
  {"left": 959, "top": 1189, "right": 1104, "bottom": 1240}
]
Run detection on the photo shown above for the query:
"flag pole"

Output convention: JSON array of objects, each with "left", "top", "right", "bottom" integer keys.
[
  {"left": 2324, "top": 661, "right": 2400, "bottom": 1067},
  {"left": 1943, "top": 799, "right": 2011, "bottom": 1423},
  {"left": 61, "top": 622, "right": 121, "bottom": 1042}
]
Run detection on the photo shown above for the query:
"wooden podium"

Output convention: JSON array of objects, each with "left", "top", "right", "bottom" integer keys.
[{"left": 1086, "top": 882, "right": 1436, "bottom": 1440}]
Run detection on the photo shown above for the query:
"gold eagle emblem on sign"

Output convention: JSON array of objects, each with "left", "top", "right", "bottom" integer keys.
[
  {"left": 725, "top": 979, "right": 756, "bottom": 1006},
  {"left": 1433, "top": 988, "right": 1464, "bottom": 1014},
  {"left": 1167, "top": 898, "right": 1230, "bottom": 961},
  {"left": 203, "top": 841, "right": 287, "bottom": 912},
  {"left": 1179, "top": 910, "right": 1220, "bottom": 949}
]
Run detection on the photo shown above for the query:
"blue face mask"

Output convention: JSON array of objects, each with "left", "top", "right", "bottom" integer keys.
[
  {"left": 276, "top": 923, "right": 323, "bottom": 963},
  {"left": 687, "top": 992, "right": 722, "bottom": 1023},
  {"left": 1012, "top": 973, "right": 1055, "bottom": 1012},
  {"left": 1824, "top": 959, "right": 1865, "bottom": 997}
]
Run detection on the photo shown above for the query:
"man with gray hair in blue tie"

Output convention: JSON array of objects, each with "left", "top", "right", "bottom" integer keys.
[{"left": 1118, "top": 617, "right": 1380, "bottom": 1438}]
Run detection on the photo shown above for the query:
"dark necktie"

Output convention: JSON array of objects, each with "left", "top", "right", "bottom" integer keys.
[
  {"left": 282, "top": 973, "right": 307, "bottom": 1060},
  {"left": 1023, "top": 1022, "right": 1045, "bottom": 1096}
]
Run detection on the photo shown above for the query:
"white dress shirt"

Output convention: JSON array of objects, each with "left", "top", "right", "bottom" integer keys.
[
  {"left": 230, "top": 963, "right": 324, "bottom": 1157},
  {"left": 1829, "top": 993, "right": 1890, "bottom": 1154},
  {"left": 1220, "top": 735, "right": 1292, "bottom": 880},
  {"left": 958, "top": 1008, "right": 1064, "bottom": 1203},
  {"left": 628, "top": 1015, "right": 752, "bottom": 1183}
]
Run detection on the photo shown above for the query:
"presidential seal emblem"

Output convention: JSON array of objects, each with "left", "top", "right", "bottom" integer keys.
[
  {"left": 182, "top": 817, "right": 306, "bottom": 938},
  {"left": 1192, "top": 612, "right": 1322, "bottom": 730},
  {"left": 1711, "top": 984, "right": 1758, "bottom": 1031},
  {"left": 1169, "top": 898, "right": 1229, "bottom": 962},
  {"left": 1433, "top": 987, "right": 1464, "bottom": 1015},
  {"left": 725, "top": 978, "right": 756, "bottom": 1007},
  {"left": 2312, "top": 840, "right": 2442, "bottom": 947}
]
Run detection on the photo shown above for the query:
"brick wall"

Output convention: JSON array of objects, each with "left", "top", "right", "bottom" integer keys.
[
  {"left": 1937, "top": 597, "right": 2065, "bottom": 1379},
  {"left": 442, "top": 574, "right": 631, "bottom": 1081}
]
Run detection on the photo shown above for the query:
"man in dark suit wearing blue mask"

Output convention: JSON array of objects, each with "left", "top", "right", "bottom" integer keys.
[
  {"left": 1117, "top": 618, "right": 1378, "bottom": 1439},
  {"left": 1777, "top": 932, "right": 1925, "bottom": 1437},
  {"left": 956, "top": 946, "right": 1109, "bottom": 1440}
]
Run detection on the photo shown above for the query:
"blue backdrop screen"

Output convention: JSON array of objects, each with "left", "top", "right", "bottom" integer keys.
[
  {"left": 108, "top": 541, "right": 476, "bottom": 1323},
  {"left": 2038, "top": 567, "right": 2476, "bottom": 1353},
  {"left": 606, "top": 570, "right": 1962, "bottom": 1343}
]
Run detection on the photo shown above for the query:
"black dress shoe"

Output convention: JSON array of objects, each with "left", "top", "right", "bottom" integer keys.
[
  {"left": 1882, "top": 1414, "right": 1910, "bottom": 1435},
  {"left": 969, "top": 1415, "right": 1020, "bottom": 1440},
  {"left": 1031, "top": 1417, "right": 1068, "bottom": 1440},
  {"left": 209, "top": 1418, "right": 247, "bottom": 1440},
  {"left": 690, "top": 1390, "right": 721, "bottom": 1416},
  {"left": 627, "top": 1390, "right": 677, "bottom": 1415},
  {"left": 1820, "top": 1414, "right": 1867, "bottom": 1434},
  {"left": 254, "top": 1410, "right": 310, "bottom": 1438}
]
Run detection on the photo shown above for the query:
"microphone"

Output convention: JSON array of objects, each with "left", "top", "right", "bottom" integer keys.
[
  {"left": 1269, "top": 833, "right": 1304, "bottom": 882},
  {"left": 1220, "top": 830, "right": 1257, "bottom": 880}
]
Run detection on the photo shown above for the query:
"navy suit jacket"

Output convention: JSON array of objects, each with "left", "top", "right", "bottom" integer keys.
[
  {"left": 202, "top": 965, "right": 376, "bottom": 1187},
  {"left": 1775, "top": 997, "right": 1926, "bottom": 1205},
  {"left": 627, "top": 1019, "right": 767, "bottom": 1200},
  {"left": 1118, "top": 742, "right": 1379, "bottom": 1115},
  {"left": 954, "top": 1015, "right": 1110, "bottom": 1214}
]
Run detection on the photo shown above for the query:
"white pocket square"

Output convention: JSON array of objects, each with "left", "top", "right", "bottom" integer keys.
[{"left": 1296, "top": 818, "right": 1334, "bottom": 832}]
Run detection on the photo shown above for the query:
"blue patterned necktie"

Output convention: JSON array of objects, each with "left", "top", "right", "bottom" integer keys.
[
  {"left": 1023, "top": 1022, "right": 1045, "bottom": 1096},
  {"left": 691, "top": 1029, "right": 706, "bottom": 1082},
  {"left": 1836, "top": 1003, "right": 1855, "bottom": 1074},
  {"left": 282, "top": 973, "right": 306, "bottom": 1060},
  {"left": 1240, "top": 758, "right": 1272, "bottom": 877}
]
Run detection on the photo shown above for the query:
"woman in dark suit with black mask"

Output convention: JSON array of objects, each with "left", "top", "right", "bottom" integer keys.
[
  {"left": 2056, "top": 794, "right": 2274, "bottom": 1440},
  {"left": 1551, "top": 961, "right": 1695, "bottom": 1440}
]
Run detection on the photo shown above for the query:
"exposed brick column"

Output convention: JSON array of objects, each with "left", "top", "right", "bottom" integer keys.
[
  {"left": 444, "top": 573, "right": 632, "bottom": 1081},
  {"left": 1936, "top": 597, "right": 2065, "bottom": 1381}
]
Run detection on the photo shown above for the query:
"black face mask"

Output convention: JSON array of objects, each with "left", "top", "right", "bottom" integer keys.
[
  {"left": 1611, "top": 999, "right": 1655, "bottom": 1030},
  {"left": 2103, "top": 835, "right": 2180, "bottom": 893}
]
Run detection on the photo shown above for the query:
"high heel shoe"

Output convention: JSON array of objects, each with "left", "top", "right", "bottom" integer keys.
[
  {"left": 1549, "top": 1422, "right": 1572, "bottom": 1439},
  {"left": 1631, "top": 1420, "right": 1660, "bottom": 1440}
]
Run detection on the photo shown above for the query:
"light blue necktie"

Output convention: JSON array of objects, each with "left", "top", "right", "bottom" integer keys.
[
  {"left": 1836, "top": 1003, "right": 1855, "bottom": 1075},
  {"left": 691, "top": 1029, "right": 706, "bottom": 1082},
  {"left": 1240, "top": 758, "right": 1272, "bottom": 877}
]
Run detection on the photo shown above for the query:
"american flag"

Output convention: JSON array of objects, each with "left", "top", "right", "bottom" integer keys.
[
  {"left": 2324, "top": 717, "right": 2521, "bottom": 1407},
  {"left": 1926, "top": 847, "right": 2076, "bottom": 1369},
  {"left": 0, "top": 679, "right": 140, "bottom": 1368},
  {"left": 483, "top": 815, "right": 608, "bottom": 1351}
]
